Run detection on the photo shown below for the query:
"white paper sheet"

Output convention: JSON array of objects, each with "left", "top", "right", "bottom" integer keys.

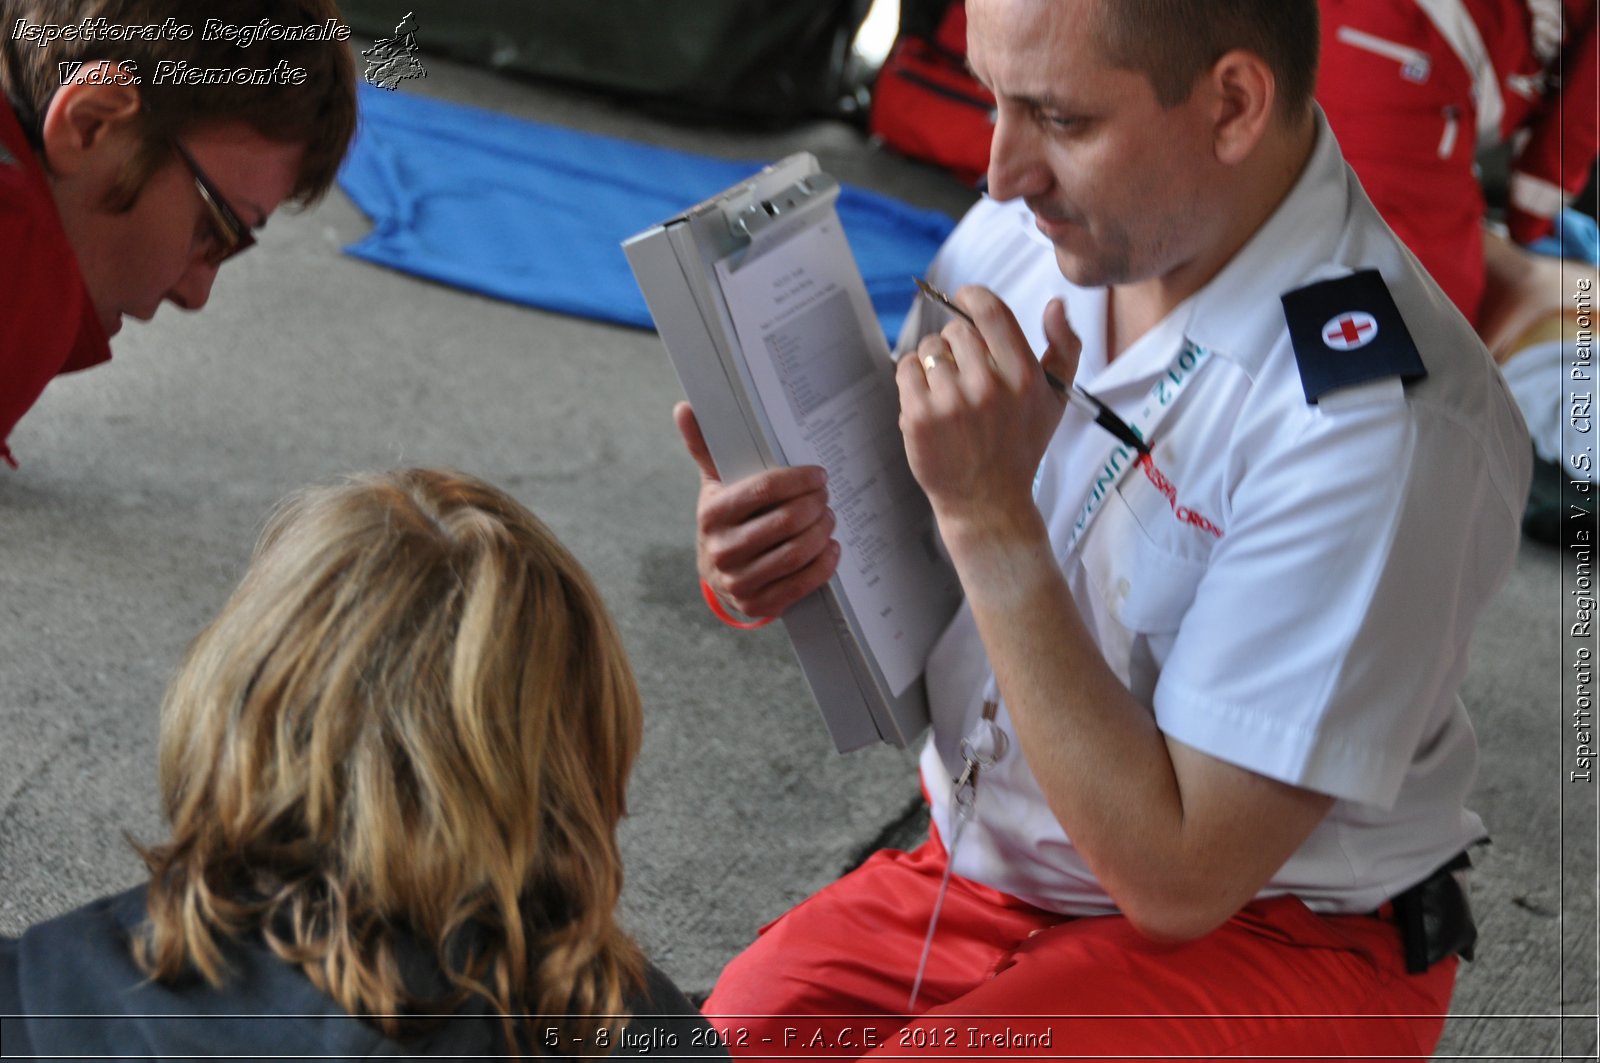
[{"left": 715, "top": 221, "right": 953, "bottom": 697}]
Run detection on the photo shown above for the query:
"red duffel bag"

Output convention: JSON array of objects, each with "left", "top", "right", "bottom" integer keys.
[{"left": 869, "top": 2, "right": 995, "bottom": 186}]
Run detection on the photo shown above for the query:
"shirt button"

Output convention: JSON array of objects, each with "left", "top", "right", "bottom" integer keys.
[{"left": 1117, "top": 578, "right": 1131, "bottom": 598}]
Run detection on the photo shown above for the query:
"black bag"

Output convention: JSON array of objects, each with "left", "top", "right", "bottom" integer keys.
[{"left": 341, "top": 0, "right": 872, "bottom": 122}]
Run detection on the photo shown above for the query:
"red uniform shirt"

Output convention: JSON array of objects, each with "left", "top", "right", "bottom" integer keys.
[
  {"left": 0, "top": 100, "right": 111, "bottom": 469},
  {"left": 1318, "top": 0, "right": 1598, "bottom": 320}
]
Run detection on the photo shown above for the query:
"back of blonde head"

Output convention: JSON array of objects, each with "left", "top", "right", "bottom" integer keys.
[{"left": 136, "top": 468, "right": 643, "bottom": 1052}]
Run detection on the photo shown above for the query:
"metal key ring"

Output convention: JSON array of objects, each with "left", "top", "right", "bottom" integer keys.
[{"left": 959, "top": 718, "right": 1010, "bottom": 768}]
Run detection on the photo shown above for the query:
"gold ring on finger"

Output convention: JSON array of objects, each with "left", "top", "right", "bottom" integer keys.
[{"left": 922, "top": 351, "right": 949, "bottom": 373}]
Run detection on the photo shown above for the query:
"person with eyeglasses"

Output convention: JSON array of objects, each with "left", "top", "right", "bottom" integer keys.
[{"left": 0, "top": 0, "right": 357, "bottom": 470}]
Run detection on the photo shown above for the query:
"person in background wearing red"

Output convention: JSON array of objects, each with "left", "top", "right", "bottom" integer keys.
[
  {"left": 1317, "top": 0, "right": 1596, "bottom": 321},
  {"left": 1319, "top": 0, "right": 1597, "bottom": 541}
]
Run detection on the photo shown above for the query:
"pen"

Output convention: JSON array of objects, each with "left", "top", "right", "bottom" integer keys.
[{"left": 912, "top": 277, "right": 1151, "bottom": 457}]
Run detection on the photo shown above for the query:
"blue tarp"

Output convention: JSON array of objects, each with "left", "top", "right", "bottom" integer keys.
[
  {"left": 1529, "top": 206, "right": 1600, "bottom": 264},
  {"left": 338, "top": 83, "right": 957, "bottom": 339}
]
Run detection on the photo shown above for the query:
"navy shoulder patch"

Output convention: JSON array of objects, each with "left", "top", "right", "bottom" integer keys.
[{"left": 1280, "top": 269, "right": 1427, "bottom": 404}]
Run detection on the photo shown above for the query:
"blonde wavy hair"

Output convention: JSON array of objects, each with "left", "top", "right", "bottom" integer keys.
[{"left": 133, "top": 468, "right": 645, "bottom": 1054}]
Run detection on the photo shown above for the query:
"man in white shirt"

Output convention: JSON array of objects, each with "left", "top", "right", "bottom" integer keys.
[{"left": 676, "top": 0, "right": 1530, "bottom": 1055}]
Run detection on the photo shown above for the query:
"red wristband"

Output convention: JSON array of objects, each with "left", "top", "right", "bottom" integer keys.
[{"left": 700, "top": 578, "right": 774, "bottom": 630}]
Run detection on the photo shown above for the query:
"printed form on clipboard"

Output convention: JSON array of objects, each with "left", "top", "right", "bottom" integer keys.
[{"left": 623, "top": 153, "right": 962, "bottom": 752}]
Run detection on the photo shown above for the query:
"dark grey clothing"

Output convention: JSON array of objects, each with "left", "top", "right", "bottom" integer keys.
[{"left": 0, "top": 886, "right": 727, "bottom": 1060}]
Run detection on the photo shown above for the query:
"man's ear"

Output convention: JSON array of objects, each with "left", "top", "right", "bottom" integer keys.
[
  {"left": 39, "top": 74, "right": 142, "bottom": 177},
  {"left": 1206, "top": 49, "right": 1275, "bottom": 166}
]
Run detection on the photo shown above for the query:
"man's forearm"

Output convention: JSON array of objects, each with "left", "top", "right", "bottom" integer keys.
[{"left": 939, "top": 505, "right": 1331, "bottom": 941}]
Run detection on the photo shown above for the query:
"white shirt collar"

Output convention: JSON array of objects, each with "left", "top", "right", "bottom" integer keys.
[
  {"left": 1183, "top": 106, "right": 1353, "bottom": 368},
  {"left": 1066, "top": 107, "right": 1354, "bottom": 393}
]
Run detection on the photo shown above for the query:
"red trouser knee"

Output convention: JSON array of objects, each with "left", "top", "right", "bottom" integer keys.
[{"left": 704, "top": 833, "right": 1456, "bottom": 1061}]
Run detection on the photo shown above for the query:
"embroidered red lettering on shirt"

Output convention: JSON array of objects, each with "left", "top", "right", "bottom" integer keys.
[{"left": 1138, "top": 455, "right": 1222, "bottom": 538}]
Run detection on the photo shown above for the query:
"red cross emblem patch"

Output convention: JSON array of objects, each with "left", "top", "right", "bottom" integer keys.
[
  {"left": 1283, "top": 269, "right": 1426, "bottom": 402},
  {"left": 1322, "top": 312, "right": 1379, "bottom": 351}
]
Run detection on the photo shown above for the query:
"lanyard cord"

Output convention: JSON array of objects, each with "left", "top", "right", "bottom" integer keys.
[
  {"left": 906, "top": 795, "right": 966, "bottom": 1011},
  {"left": 905, "top": 341, "right": 1214, "bottom": 1015},
  {"left": 908, "top": 692, "right": 1003, "bottom": 1011}
]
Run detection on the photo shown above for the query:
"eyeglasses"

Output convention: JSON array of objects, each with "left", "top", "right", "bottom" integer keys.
[{"left": 168, "top": 136, "right": 257, "bottom": 266}]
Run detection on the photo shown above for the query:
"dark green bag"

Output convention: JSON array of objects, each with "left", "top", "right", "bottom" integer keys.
[{"left": 341, "top": 0, "right": 872, "bottom": 121}]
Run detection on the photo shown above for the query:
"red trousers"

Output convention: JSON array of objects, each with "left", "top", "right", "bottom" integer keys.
[{"left": 704, "top": 832, "right": 1456, "bottom": 1061}]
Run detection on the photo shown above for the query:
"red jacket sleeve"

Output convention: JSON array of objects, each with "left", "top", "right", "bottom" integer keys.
[{"left": 1508, "top": 1, "right": 1599, "bottom": 244}]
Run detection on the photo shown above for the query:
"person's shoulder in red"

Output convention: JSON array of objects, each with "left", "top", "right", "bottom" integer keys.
[
  {"left": 0, "top": 99, "right": 109, "bottom": 469},
  {"left": 0, "top": 0, "right": 359, "bottom": 471}
]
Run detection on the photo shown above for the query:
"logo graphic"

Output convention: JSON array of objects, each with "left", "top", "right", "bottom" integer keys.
[
  {"left": 1322, "top": 311, "right": 1379, "bottom": 351},
  {"left": 362, "top": 12, "right": 425, "bottom": 90},
  {"left": 1139, "top": 455, "right": 1223, "bottom": 539}
]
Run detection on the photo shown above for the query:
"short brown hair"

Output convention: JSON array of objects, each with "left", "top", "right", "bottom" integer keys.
[
  {"left": 1091, "top": 0, "right": 1319, "bottom": 115},
  {"left": 1, "top": 0, "right": 356, "bottom": 209},
  {"left": 134, "top": 469, "right": 645, "bottom": 1054}
]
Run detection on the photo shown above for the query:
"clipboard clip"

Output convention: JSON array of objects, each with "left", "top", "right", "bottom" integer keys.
[{"left": 728, "top": 173, "right": 841, "bottom": 243}]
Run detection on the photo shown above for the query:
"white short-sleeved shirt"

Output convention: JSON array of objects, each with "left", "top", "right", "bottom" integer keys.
[{"left": 913, "top": 113, "right": 1532, "bottom": 916}]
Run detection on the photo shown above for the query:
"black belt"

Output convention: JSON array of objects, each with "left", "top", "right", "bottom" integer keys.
[{"left": 1378, "top": 851, "right": 1478, "bottom": 975}]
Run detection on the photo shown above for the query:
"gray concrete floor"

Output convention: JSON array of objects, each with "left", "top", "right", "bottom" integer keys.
[{"left": 0, "top": 49, "right": 1593, "bottom": 1061}]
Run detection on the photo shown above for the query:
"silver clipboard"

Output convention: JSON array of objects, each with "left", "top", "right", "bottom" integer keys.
[{"left": 622, "top": 153, "right": 961, "bottom": 752}]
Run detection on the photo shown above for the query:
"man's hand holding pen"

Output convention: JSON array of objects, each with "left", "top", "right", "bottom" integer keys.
[{"left": 895, "top": 285, "right": 1081, "bottom": 542}]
